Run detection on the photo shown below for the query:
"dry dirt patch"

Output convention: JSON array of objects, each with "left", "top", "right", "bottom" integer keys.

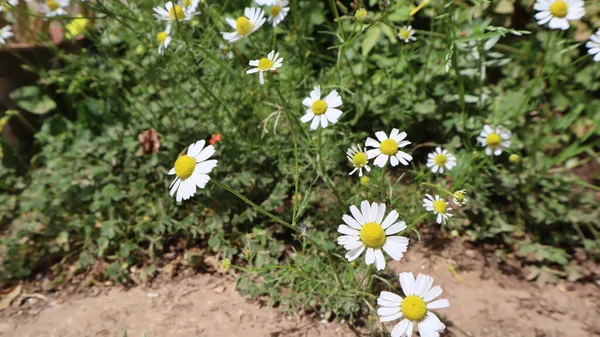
[{"left": 1, "top": 242, "right": 599, "bottom": 337}]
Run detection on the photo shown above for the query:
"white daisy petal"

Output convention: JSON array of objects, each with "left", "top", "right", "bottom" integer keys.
[
  {"left": 365, "top": 247, "right": 376, "bottom": 265},
  {"left": 345, "top": 245, "right": 365, "bottom": 261},
  {"left": 399, "top": 272, "right": 416, "bottom": 295},
  {"left": 378, "top": 291, "right": 403, "bottom": 304},
  {"left": 390, "top": 319, "right": 410, "bottom": 337},
  {"left": 423, "top": 285, "right": 443, "bottom": 302},
  {"left": 427, "top": 299, "right": 451, "bottom": 310},
  {"left": 374, "top": 249, "right": 386, "bottom": 270}
]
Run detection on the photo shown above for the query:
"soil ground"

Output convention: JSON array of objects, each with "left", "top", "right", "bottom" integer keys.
[{"left": 1, "top": 241, "right": 599, "bottom": 337}]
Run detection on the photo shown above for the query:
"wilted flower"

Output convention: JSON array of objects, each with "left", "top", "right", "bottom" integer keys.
[
  {"left": 209, "top": 133, "right": 222, "bottom": 145},
  {"left": 138, "top": 128, "right": 161, "bottom": 155}
]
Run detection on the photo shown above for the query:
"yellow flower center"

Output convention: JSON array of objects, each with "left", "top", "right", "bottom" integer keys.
[
  {"left": 271, "top": 5, "right": 281, "bottom": 17},
  {"left": 360, "top": 176, "right": 370, "bottom": 185},
  {"left": 359, "top": 222, "right": 386, "bottom": 248},
  {"left": 169, "top": 5, "right": 185, "bottom": 20},
  {"left": 401, "top": 295, "right": 427, "bottom": 321},
  {"left": 433, "top": 154, "right": 447, "bottom": 166},
  {"left": 433, "top": 200, "right": 447, "bottom": 214},
  {"left": 312, "top": 100, "right": 328, "bottom": 115},
  {"left": 355, "top": 8, "right": 367, "bottom": 21},
  {"left": 453, "top": 191, "right": 464, "bottom": 202},
  {"left": 183, "top": 0, "right": 192, "bottom": 7},
  {"left": 380, "top": 139, "right": 398, "bottom": 156},
  {"left": 549, "top": 0, "right": 568, "bottom": 18},
  {"left": 352, "top": 152, "right": 368, "bottom": 167},
  {"left": 47, "top": 0, "right": 59, "bottom": 11},
  {"left": 156, "top": 31, "right": 168, "bottom": 44},
  {"left": 174, "top": 155, "right": 196, "bottom": 180},
  {"left": 257, "top": 57, "right": 274, "bottom": 70},
  {"left": 399, "top": 29, "right": 409, "bottom": 39},
  {"left": 485, "top": 133, "right": 502, "bottom": 147},
  {"left": 236, "top": 16, "right": 253, "bottom": 36}
]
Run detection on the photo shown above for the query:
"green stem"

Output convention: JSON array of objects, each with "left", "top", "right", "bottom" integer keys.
[
  {"left": 211, "top": 180, "right": 344, "bottom": 287},
  {"left": 420, "top": 182, "right": 454, "bottom": 197},
  {"left": 356, "top": 264, "right": 373, "bottom": 291},
  {"left": 317, "top": 128, "right": 343, "bottom": 203},
  {"left": 380, "top": 165, "right": 388, "bottom": 203},
  {"left": 211, "top": 180, "right": 294, "bottom": 230},
  {"left": 269, "top": 73, "right": 300, "bottom": 227}
]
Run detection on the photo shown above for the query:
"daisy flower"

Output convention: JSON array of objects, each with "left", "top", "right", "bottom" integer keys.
[
  {"left": 477, "top": 125, "right": 511, "bottom": 156},
  {"left": 398, "top": 25, "right": 416, "bottom": 43},
  {"left": 157, "top": 24, "right": 172, "bottom": 55},
  {"left": 268, "top": 0, "right": 290, "bottom": 26},
  {"left": 153, "top": 0, "right": 199, "bottom": 22},
  {"left": 377, "top": 272, "right": 450, "bottom": 337},
  {"left": 246, "top": 50, "right": 283, "bottom": 85},
  {"left": 347, "top": 144, "right": 371, "bottom": 177},
  {"left": 300, "top": 85, "right": 343, "bottom": 130},
  {"left": 0, "top": 25, "right": 13, "bottom": 45},
  {"left": 365, "top": 129, "right": 413, "bottom": 168},
  {"left": 0, "top": 0, "right": 18, "bottom": 14},
  {"left": 337, "top": 200, "right": 409, "bottom": 271},
  {"left": 221, "top": 7, "right": 266, "bottom": 43},
  {"left": 423, "top": 194, "right": 452, "bottom": 225},
  {"left": 168, "top": 140, "right": 218, "bottom": 202},
  {"left": 181, "top": 0, "right": 200, "bottom": 13},
  {"left": 42, "top": 0, "right": 69, "bottom": 17},
  {"left": 533, "top": 0, "right": 584, "bottom": 30},
  {"left": 426, "top": 147, "right": 456, "bottom": 174},
  {"left": 219, "top": 44, "right": 235, "bottom": 59},
  {"left": 452, "top": 190, "right": 467, "bottom": 206},
  {"left": 586, "top": 29, "right": 600, "bottom": 62}
]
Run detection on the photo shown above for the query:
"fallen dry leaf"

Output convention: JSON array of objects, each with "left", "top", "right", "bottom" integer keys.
[{"left": 0, "top": 285, "right": 22, "bottom": 310}]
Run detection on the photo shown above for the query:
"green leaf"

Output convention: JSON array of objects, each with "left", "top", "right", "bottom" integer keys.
[
  {"left": 9, "top": 86, "right": 56, "bottom": 115},
  {"left": 362, "top": 26, "right": 381, "bottom": 56},
  {"left": 414, "top": 99, "right": 437, "bottom": 114}
]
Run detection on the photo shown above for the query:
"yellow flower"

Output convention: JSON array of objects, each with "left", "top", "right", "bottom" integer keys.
[
  {"left": 509, "top": 154, "right": 520, "bottom": 163},
  {"left": 65, "top": 15, "right": 89, "bottom": 39}
]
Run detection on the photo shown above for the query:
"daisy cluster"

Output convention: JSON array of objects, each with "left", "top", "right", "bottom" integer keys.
[
  {"left": 158, "top": 1, "right": 600, "bottom": 336},
  {"left": 532, "top": 0, "right": 600, "bottom": 61},
  {"left": 1, "top": 0, "right": 93, "bottom": 45},
  {"left": 150, "top": 0, "right": 290, "bottom": 56}
]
